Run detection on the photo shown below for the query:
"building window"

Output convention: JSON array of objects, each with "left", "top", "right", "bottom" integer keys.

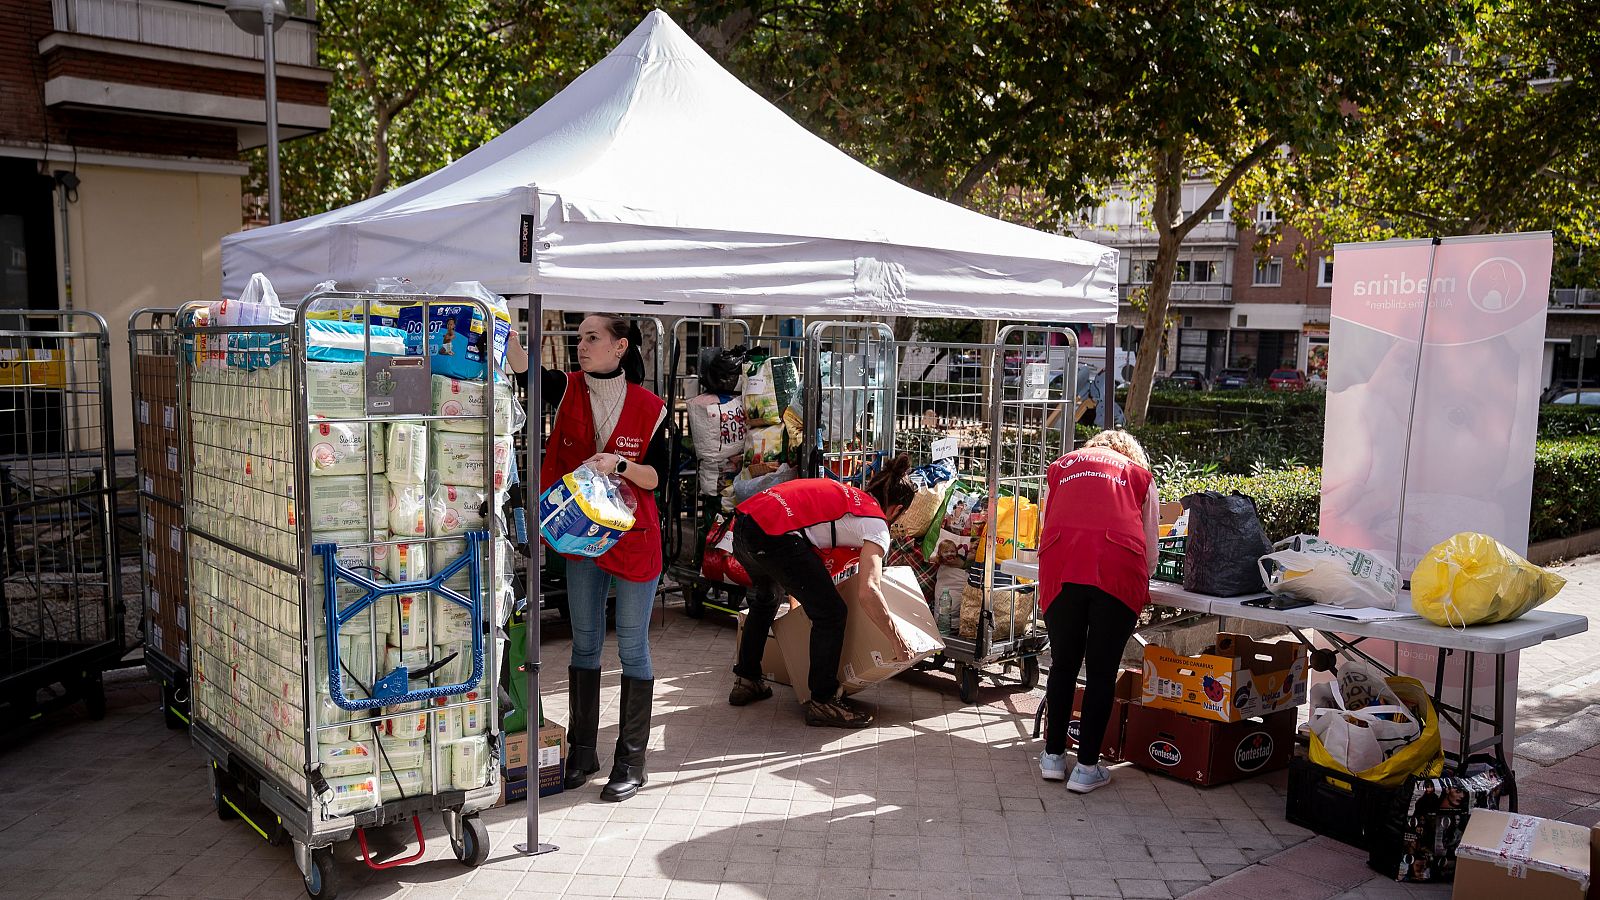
[
  {"left": 1172, "top": 260, "right": 1218, "bottom": 284},
  {"left": 1318, "top": 257, "right": 1335, "bottom": 287},
  {"left": 1254, "top": 257, "right": 1283, "bottom": 286},
  {"left": 1205, "top": 205, "right": 1228, "bottom": 222},
  {"left": 1256, "top": 204, "right": 1279, "bottom": 225}
]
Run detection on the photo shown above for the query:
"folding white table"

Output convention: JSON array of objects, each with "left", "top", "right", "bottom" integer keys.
[{"left": 999, "top": 559, "right": 1588, "bottom": 805}]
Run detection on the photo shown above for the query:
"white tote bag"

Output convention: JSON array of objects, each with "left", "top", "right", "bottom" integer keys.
[
  {"left": 1257, "top": 534, "right": 1401, "bottom": 610},
  {"left": 1307, "top": 662, "right": 1422, "bottom": 772}
]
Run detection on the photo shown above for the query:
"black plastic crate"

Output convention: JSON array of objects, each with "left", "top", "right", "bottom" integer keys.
[{"left": 1285, "top": 755, "right": 1399, "bottom": 851}]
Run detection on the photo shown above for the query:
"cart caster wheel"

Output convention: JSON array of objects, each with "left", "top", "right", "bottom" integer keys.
[
  {"left": 82, "top": 673, "right": 106, "bottom": 721},
  {"left": 1020, "top": 656, "right": 1041, "bottom": 691},
  {"left": 304, "top": 846, "right": 338, "bottom": 900},
  {"left": 957, "top": 664, "right": 980, "bottom": 704},
  {"left": 452, "top": 815, "right": 491, "bottom": 867},
  {"left": 212, "top": 768, "right": 237, "bottom": 821},
  {"left": 685, "top": 587, "right": 707, "bottom": 619}
]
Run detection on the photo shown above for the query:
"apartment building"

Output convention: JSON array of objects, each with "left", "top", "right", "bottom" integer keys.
[{"left": 1, "top": 0, "right": 330, "bottom": 446}]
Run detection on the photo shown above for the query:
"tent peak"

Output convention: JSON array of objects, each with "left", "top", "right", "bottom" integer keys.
[{"left": 610, "top": 9, "right": 705, "bottom": 65}]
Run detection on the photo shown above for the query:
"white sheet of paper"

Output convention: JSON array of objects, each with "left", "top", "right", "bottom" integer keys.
[
  {"left": 1308, "top": 606, "right": 1422, "bottom": 623},
  {"left": 932, "top": 436, "right": 958, "bottom": 463}
]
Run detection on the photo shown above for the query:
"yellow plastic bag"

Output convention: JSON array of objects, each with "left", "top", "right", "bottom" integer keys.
[
  {"left": 975, "top": 495, "right": 1039, "bottom": 563},
  {"left": 1309, "top": 676, "right": 1443, "bottom": 789},
  {"left": 1410, "top": 532, "right": 1566, "bottom": 627}
]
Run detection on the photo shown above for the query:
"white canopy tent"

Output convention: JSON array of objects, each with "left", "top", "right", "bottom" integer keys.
[{"left": 222, "top": 10, "right": 1118, "bottom": 323}]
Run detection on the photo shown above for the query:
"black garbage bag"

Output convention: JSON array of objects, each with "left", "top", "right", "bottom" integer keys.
[
  {"left": 1181, "top": 490, "right": 1272, "bottom": 596},
  {"left": 699, "top": 346, "right": 747, "bottom": 395}
]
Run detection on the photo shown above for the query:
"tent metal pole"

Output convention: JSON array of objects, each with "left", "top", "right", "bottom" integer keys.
[
  {"left": 1102, "top": 320, "right": 1117, "bottom": 430},
  {"left": 518, "top": 291, "right": 557, "bottom": 857}
]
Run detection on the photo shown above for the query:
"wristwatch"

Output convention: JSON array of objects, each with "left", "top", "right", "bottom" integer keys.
[{"left": 616, "top": 458, "right": 628, "bottom": 475}]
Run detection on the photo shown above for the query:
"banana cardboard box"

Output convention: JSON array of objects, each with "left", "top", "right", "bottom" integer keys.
[{"left": 1140, "top": 633, "right": 1306, "bottom": 723}]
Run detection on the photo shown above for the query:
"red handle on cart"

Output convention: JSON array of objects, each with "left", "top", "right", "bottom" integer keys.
[{"left": 355, "top": 815, "right": 427, "bottom": 870}]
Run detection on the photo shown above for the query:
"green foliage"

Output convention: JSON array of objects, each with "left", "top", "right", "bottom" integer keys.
[
  {"left": 1537, "top": 404, "right": 1600, "bottom": 438},
  {"left": 1530, "top": 436, "right": 1600, "bottom": 542},
  {"left": 1160, "top": 467, "right": 1323, "bottom": 543}
]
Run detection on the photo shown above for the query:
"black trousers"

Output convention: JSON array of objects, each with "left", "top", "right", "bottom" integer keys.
[
  {"left": 730, "top": 514, "right": 847, "bottom": 703},
  {"left": 1043, "top": 583, "right": 1138, "bottom": 765}
]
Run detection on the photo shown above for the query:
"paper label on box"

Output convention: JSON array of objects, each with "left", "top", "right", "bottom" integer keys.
[
  {"left": 166, "top": 447, "right": 178, "bottom": 472},
  {"left": 143, "top": 475, "right": 153, "bottom": 494},
  {"left": 537, "top": 745, "right": 559, "bottom": 769},
  {"left": 164, "top": 405, "right": 175, "bottom": 429},
  {"left": 1025, "top": 363, "right": 1050, "bottom": 400},
  {"left": 170, "top": 526, "right": 182, "bottom": 552},
  {"left": 151, "top": 590, "right": 160, "bottom": 613},
  {"left": 932, "top": 437, "right": 958, "bottom": 464},
  {"left": 139, "top": 399, "right": 150, "bottom": 425}
]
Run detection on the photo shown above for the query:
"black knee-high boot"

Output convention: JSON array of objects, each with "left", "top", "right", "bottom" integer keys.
[
  {"left": 563, "top": 666, "right": 602, "bottom": 789},
  {"left": 600, "top": 675, "right": 653, "bottom": 802}
]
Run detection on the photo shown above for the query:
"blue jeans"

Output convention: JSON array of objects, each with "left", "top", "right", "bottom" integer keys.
[{"left": 565, "top": 557, "right": 657, "bottom": 680}]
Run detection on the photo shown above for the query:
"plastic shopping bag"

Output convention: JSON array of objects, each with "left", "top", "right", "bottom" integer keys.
[
  {"left": 976, "top": 495, "right": 1038, "bottom": 563},
  {"left": 1308, "top": 672, "right": 1443, "bottom": 788},
  {"left": 744, "top": 355, "right": 801, "bottom": 426},
  {"left": 1258, "top": 534, "right": 1402, "bottom": 610},
  {"left": 1181, "top": 491, "right": 1273, "bottom": 596},
  {"left": 1411, "top": 532, "right": 1566, "bottom": 627},
  {"left": 921, "top": 479, "right": 987, "bottom": 563},
  {"left": 539, "top": 465, "right": 638, "bottom": 557}
]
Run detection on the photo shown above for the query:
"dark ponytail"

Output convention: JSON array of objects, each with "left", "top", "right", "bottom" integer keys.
[
  {"left": 865, "top": 453, "right": 917, "bottom": 513},
  {"left": 594, "top": 314, "right": 647, "bottom": 385}
]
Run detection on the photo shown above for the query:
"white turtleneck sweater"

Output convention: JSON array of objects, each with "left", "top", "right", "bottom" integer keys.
[{"left": 578, "top": 369, "right": 667, "bottom": 453}]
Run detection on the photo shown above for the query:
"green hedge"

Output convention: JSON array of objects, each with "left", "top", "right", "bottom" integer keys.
[{"left": 1538, "top": 404, "right": 1600, "bottom": 438}]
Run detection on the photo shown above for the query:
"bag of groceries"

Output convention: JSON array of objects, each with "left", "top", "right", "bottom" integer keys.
[{"left": 1410, "top": 532, "right": 1565, "bottom": 627}]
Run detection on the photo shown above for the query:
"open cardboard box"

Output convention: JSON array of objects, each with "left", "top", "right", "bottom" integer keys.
[
  {"left": 1451, "top": 809, "right": 1597, "bottom": 900},
  {"left": 734, "top": 602, "right": 794, "bottom": 686},
  {"left": 772, "top": 565, "right": 943, "bottom": 705},
  {"left": 1140, "top": 632, "right": 1306, "bottom": 723}
]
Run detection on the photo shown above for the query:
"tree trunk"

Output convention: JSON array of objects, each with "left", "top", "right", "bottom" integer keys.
[
  {"left": 368, "top": 104, "right": 393, "bottom": 199},
  {"left": 1125, "top": 148, "right": 1185, "bottom": 427}
]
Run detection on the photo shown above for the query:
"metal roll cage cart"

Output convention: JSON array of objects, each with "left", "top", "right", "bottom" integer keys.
[
  {"left": 179, "top": 291, "right": 508, "bottom": 899},
  {"left": 128, "top": 307, "right": 193, "bottom": 729},
  {"left": 0, "top": 308, "right": 123, "bottom": 729}
]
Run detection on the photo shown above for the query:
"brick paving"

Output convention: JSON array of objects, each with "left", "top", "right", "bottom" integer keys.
[{"left": 0, "top": 554, "right": 1595, "bottom": 900}]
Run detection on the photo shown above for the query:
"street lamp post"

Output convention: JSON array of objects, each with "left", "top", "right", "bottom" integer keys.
[{"left": 226, "top": 0, "right": 289, "bottom": 224}]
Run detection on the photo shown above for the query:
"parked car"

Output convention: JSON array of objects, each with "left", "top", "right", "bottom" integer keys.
[
  {"left": 1157, "top": 370, "right": 1209, "bottom": 391},
  {"left": 1548, "top": 388, "right": 1600, "bottom": 406},
  {"left": 1267, "top": 368, "right": 1308, "bottom": 391},
  {"left": 1214, "top": 368, "right": 1253, "bottom": 390},
  {"left": 1542, "top": 380, "right": 1583, "bottom": 404}
]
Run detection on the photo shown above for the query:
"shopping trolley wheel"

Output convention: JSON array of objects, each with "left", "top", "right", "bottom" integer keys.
[
  {"left": 685, "top": 586, "right": 707, "bottom": 619},
  {"left": 1019, "top": 656, "right": 1041, "bottom": 691},
  {"left": 956, "top": 664, "right": 981, "bottom": 704},
  {"left": 452, "top": 814, "right": 491, "bottom": 867},
  {"left": 304, "top": 845, "right": 338, "bottom": 899},
  {"left": 212, "top": 767, "right": 237, "bottom": 821}
]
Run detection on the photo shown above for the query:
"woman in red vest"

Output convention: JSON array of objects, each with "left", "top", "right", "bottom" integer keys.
[
  {"left": 728, "top": 455, "right": 919, "bottom": 728},
  {"left": 1036, "top": 430, "right": 1159, "bottom": 794},
  {"left": 519, "top": 314, "right": 666, "bottom": 803}
]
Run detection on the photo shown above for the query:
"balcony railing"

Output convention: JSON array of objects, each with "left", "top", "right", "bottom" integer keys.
[
  {"left": 1119, "top": 283, "right": 1234, "bottom": 305},
  {"left": 1551, "top": 288, "right": 1600, "bottom": 308},
  {"left": 1072, "top": 219, "right": 1239, "bottom": 247},
  {"left": 51, "top": 0, "right": 319, "bottom": 68}
]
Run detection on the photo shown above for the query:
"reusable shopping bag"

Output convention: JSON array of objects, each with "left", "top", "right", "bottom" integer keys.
[
  {"left": 1410, "top": 532, "right": 1566, "bottom": 627},
  {"left": 1181, "top": 491, "right": 1272, "bottom": 596},
  {"left": 921, "top": 479, "right": 987, "bottom": 564},
  {"left": 1308, "top": 670, "right": 1443, "bottom": 789},
  {"left": 743, "top": 354, "right": 801, "bottom": 425},
  {"left": 1258, "top": 534, "right": 1402, "bottom": 610},
  {"left": 890, "top": 483, "right": 947, "bottom": 541},
  {"left": 975, "top": 495, "right": 1039, "bottom": 564},
  {"left": 1368, "top": 760, "right": 1510, "bottom": 883}
]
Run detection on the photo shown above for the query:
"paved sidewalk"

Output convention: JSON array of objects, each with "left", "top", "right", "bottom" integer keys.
[{"left": 0, "top": 556, "right": 1594, "bottom": 900}]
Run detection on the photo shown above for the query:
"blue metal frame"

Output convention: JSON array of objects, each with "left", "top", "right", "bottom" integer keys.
[{"left": 314, "top": 530, "right": 489, "bottom": 711}]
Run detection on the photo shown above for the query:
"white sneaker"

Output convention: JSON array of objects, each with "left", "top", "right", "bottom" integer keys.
[
  {"left": 1066, "top": 763, "right": 1111, "bottom": 794},
  {"left": 1039, "top": 751, "right": 1068, "bottom": 781}
]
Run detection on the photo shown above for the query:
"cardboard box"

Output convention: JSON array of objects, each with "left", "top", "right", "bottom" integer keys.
[
  {"left": 772, "top": 566, "right": 944, "bottom": 705},
  {"left": 1452, "top": 810, "right": 1594, "bottom": 900},
  {"left": 1065, "top": 669, "right": 1142, "bottom": 762},
  {"left": 734, "top": 606, "right": 792, "bottom": 686},
  {"left": 504, "top": 722, "right": 565, "bottom": 802},
  {"left": 1123, "top": 702, "right": 1296, "bottom": 787},
  {"left": 1140, "top": 633, "right": 1306, "bottom": 723}
]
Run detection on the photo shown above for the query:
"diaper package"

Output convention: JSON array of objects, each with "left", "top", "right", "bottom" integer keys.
[
  {"left": 400, "top": 295, "right": 511, "bottom": 381},
  {"left": 387, "top": 595, "right": 430, "bottom": 648},
  {"left": 432, "top": 429, "right": 513, "bottom": 491},
  {"left": 321, "top": 775, "right": 379, "bottom": 817},
  {"left": 308, "top": 475, "right": 388, "bottom": 532},
  {"left": 538, "top": 465, "right": 638, "bottom": 557},
  {"left": 388, "top": 481, "right": 428, "bottom": 537},
  {"left": 431, "top": 374, "right": 516, "bottom": 435},
  {"left": 430, "top": 483, "right": 489, "bottom": 537},
  {"left": 306, "top": 361, "right": 368, "bottom": 418},
  {"left": 385, "top": 423, "right": 427, "bottom": 485},
  {"left": 387, "top": 540, "right": 429, "bottom": 584},
  {"left": 451, "top": 736, "right": 491, "bottom": 790},
  {"left": 308, "top": 420, "right": 385, "bottom": 477},
  {"left": 318, "top": 740, "right": 376, "bottom": 778}
]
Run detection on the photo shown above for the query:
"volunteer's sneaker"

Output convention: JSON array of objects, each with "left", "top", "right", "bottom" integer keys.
[
  {"left": 803, "top": 695, "right": 875, "bottom": 729},
  {"left": 728, "top": 676, "right": 773, "bottom": 707},
  {"left": 1066, "top": 763, "right": 1111, "bottom": 794},
  {"left": 1039, "top": 751, "right": 1068, "bottom": 782}
]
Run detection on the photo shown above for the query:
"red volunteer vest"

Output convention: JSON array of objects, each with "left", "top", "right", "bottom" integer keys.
[
  {"left": 737, "top": 479, "right": 885, "bottom": 538},
  {"left": 1038, "top": 448, "right": 1155, "bottom": 614},
  {"left": 541, "top": 371, "right": 664, "bottom": 583}
]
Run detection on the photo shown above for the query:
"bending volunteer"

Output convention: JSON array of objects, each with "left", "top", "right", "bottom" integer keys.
[{"left": 726, "top": 455, "right": 919, "bottom": 728}]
